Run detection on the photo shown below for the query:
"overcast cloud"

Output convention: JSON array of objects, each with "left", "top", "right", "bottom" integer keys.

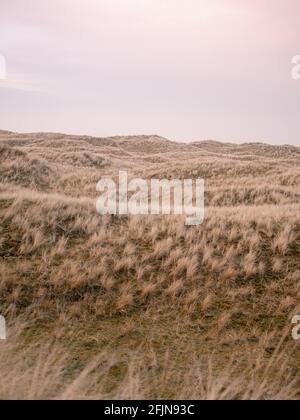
[{"left": 0, "top": 0, "right": 299, "bottom": 144}]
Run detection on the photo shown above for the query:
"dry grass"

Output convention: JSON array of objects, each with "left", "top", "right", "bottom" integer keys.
[
  {"left": 0, "top": 131, "right": 300, "bottom": 400},
  {"left": 0, "top": 320, "right": 298, "bottom": 400}
]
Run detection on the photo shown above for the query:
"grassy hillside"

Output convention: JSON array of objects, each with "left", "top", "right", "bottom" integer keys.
[{"left": 0, "top": 131, "right": 299, "bottom": 399}]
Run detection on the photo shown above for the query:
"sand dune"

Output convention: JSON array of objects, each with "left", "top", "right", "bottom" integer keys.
[{"left": 0, "top": 131, "right": 299, "bottom": 400}]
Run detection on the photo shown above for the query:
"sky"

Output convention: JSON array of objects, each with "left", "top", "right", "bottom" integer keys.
[{"left": 0, "top": 0, "right": 299, "bottom": 145}]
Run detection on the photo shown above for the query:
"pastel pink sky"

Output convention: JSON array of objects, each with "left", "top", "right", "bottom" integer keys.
[{"left": 0, "top": 0, "right": 299, "bottom": 144}]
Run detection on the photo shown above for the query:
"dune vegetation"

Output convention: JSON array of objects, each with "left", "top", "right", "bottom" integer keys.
[{"left": 0, "top": 130, "right": 299, "bottom": 400}]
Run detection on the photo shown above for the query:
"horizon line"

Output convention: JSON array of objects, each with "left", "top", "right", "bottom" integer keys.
[{"left": 0, "top": 128, "right": 298, "bottom": 148}]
